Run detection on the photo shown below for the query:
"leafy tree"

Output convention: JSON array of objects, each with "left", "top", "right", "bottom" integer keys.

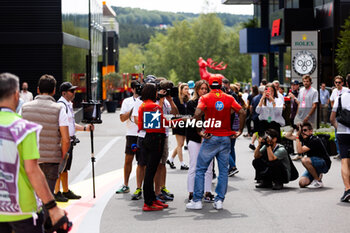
[
  {"left": 335, "top": 16, "right": 350, "bottom": 76},
  {"left": 118, "top": 44, "right": 146, "bottom": 74}
]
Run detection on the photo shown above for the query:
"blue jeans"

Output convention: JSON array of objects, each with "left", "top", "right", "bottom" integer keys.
[
  {"left": 229, "top": 138, "right": 236, "bottom": 169},
  {"left": 302, "top": 157, "right": 329, "bottom": 181},
  {"left": 193, "top": 136, "right": 231, "bottom": 202}
]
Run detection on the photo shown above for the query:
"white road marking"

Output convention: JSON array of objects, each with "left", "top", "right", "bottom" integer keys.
[{"left": 71, "top": 136, "right": 122, "bottom": 185}]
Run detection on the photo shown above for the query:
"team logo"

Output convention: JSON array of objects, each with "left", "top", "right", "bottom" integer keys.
[
  {"left": 215, "top": 101, "right": 224, "bottom": 111},
  {"left": 143, "top": 110, "right": 161, "bottom": 129},
  {"left": 215, "top": 92, "right": 222, "bottom": 98}
]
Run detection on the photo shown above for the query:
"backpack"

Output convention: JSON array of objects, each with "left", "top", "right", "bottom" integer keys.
[{"left": 336, "top": 95, "right": 350, "bottom": 128}]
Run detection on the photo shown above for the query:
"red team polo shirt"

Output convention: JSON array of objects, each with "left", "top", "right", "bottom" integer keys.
[
  {"left": 138, "top": 100, "right": 166, "bottom": 134},
  {"left": 197, "top": 89, "right": 242, "bottom": 137}
]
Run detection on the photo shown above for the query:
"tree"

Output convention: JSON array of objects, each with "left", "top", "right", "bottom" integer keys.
[
  {"left": 119, "top": 44, "right": 146, "bottom": 74},
  {"left": 335, "top": 16, "right": 350, "bottom": 76}
]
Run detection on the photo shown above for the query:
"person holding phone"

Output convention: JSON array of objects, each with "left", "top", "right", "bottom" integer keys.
[{"left": 255, "top": 83, "right": 285, "bottom": 141}]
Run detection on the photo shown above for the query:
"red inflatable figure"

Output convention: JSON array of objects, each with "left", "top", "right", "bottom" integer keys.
[{"left": 197, "top": 57, "right": 227, "bottom": 82}]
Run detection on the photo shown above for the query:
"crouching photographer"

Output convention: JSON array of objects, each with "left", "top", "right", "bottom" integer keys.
[{"left": 253, "top": 129, "right": 293, "bottom": 190}]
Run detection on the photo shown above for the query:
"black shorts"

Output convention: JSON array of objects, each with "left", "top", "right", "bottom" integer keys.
[
  {"left": 0, "top": 211, "right": 44, "bottom": 233},
  {"left": 125, "top": 136, "right": 138, "bottom": 155},
  {"left": 337, "top": 134, "right": 350, "bottom": 159},
  {"left": 136, "top": 137, "right": 147, "bottom": 166}
]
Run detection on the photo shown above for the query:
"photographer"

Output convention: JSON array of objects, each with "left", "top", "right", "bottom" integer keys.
[
  {"left": 155, "top": 79, "right": 178, "bottom": 201},
  {"left": 253, "top": 129, "right": 292, "bottom": 190},
  {"left": 115, "top": 81, "right": 143, "bottom": 199},
  {"left": 288, "top": 122, "right": 331, "bottom": 188},
  {"left": 138, "top": 83, "right": 178, "bottom": 211}
]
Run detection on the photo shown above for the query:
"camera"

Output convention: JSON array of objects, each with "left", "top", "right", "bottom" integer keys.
[
  {"left": 158, "top": 80, "right": 178, "bottom": 98},
  {"left": 135, "top": 83, "right": 144, "bottom": 96},
  {"left": 81, "top": 101, "right": 102, "bottom": 124},
  {"left": 70, "top": 135, "right": 80, "bottom": 146},
  {"left": 261, "top": 134, "right": 271, "bottom": 146},
  {"left": 292, "top": 124, "right": 299, "bottom": 130}
]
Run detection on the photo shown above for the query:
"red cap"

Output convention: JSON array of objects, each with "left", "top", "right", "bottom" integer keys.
[{"left": 208, "top": 74, "right": 223, "bottom": 86}]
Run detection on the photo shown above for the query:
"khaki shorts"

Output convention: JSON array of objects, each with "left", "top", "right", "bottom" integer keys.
[{"left": 160, "top": 136, "right": 169, "bottom": 164}]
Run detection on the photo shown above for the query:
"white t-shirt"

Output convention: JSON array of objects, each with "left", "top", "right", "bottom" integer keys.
[
  {"left": 256, "top": 97, "right": 285, "bottom": 126},
  {"left": 59, "top": 107, "right": 69, "bottom": 127},
  {"left": 242, "top": 93, "right": 249, "bottom": 103},
  {"left": 330, "top": 87, "right": 349, "bottom": 102},
  {"left": 157, "top": 99, "right": 171, "bottom": 137},
  {"left": 277, "top": 92, "right": 285, "bottom": 104},
  {"left": 120, "top": 96, "right": 138, "bottom": 136},
  {"left": 332, "top": 92, "right": 350, "bottom": 134},
  {"left": 132, "top": 97, "right": 146, "bottom": 138},
  {"left": 20, "top": 91, "right": 33, "bottom": 103},
  {"left": 58, "top": 97, "right": 75, "bottom": 137},
  {"left": 295, "top": 87, "right": 318, "bottom": 125}
]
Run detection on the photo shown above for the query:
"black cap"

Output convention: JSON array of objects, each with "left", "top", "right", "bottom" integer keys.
[
  {"left": 60, "top": 82, "right": 77, "bottom": 93},
  {"left": 291, "top": 80, "right": 300, "bottom": 85}
]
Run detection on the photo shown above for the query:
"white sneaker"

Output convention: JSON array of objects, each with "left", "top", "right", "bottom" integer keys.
[
  {"left": 213, "top": 200, "right": 223, "bottom": 210},
  {"left": 308, "top": 179, "right": 323, "bottom": 189},
  {"left": 292, "top": 155, "right": 302, "bottom": 161},
  {"left": 186, "top": 200, "right": 202, "bottom": 210}
]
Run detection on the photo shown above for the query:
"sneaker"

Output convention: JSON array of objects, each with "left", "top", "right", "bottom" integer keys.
[
  {"left": 272, "top": 182, "right": 283, "bottom": 190},
  {"left": 333, "top": 154, "right": 341, "bottom": 160},
  {"left": 340, "top": 189, "right": 350, "bottom": 202},
  {"left": 154, "top": 200, "right": 168, "bottom": 208},
  {"left": 204, "top": 192, "right": 214, "bottom": 203},
  {"left": 180, "top": 164, "right": 189, "bottom": 170},
  {"left": 62, "top": 190, "right": 81, "bottom": 199},
  {"left": 213, "top": 200, "right": 223, "bottom": 210},
  {"left": 255, "top": 181, "right": 273, "bottom": 189},
  {"left": 249, "top": 144, "right": 256, "bottom": 151},
  {"left": 166, "top": 160, "right": 176, "bottom": 169},
  {"left": 308, "top": 179, "right": 323, "bottom": 189},
  {"left": 54, "top": 191, "right": 68, "bottom": 202},
  {"left": 131, "top": 188, "right": 142, "bottom": 200},
  {"left": 292, "top": 155, "right": 302, "bottom": 161},
  {"left": 157, "top": 193, "right": 173, "bottom": 201},
  {"left": 188, "top": 193, "right": 193, "bottom": 202},
  {"left": 186, "top": 200, "right": 202, "bottom": 210},
  {"left": 142, "top": 203, "right": 163, "bottom": 211},
  {"left": 115, "top": 185, "right": 130, "bottom": 194},
  {"left": 228, "top": 167, "right": 239, "bottom": 177},
  {"left": 161, "top": 187, "right": 174, "bottom": 198}
]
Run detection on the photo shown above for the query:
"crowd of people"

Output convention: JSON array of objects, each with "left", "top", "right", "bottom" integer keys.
[
  {"left": 1, "top": 70, "right": 350, "bottom": 231},
  {"left": 116, "top": 73, "right": 350, "bottom": 211}
]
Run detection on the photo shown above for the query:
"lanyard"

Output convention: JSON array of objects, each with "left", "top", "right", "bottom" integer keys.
[
  {"left": 336, "top": 88, "right": 344, "bottom": 97},
  {"left": 302, "top": 87, "right": 311, "bottom": 102}
]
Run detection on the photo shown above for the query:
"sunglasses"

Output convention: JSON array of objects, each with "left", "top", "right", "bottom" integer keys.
[
  {"left": 68, "top": 89, "right": 76, "bottom": 93},
  {"left": 302, "top": 128, "right": 309, "bottom": 132},
  {"left": 335, "top": 81, "right": 342, "bottom": 84}
]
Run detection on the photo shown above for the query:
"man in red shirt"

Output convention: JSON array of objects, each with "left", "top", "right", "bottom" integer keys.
[{"left": 186, "top": 74, "right": 245, "bottom": 210}]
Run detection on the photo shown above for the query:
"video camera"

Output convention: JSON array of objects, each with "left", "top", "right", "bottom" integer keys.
[
  {"left": 158, "top": 80, "right": 178, "bottom": 98},
  {"left": 81, "top": 101, "right": 102, "bottom": 124}
]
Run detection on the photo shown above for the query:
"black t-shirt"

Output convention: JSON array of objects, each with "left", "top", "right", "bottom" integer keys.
[{"left": 303, "top": 135, "right": 331, "bottom": 168}]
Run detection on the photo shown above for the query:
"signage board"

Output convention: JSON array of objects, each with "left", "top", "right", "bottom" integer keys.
[{"left": 291, "top": 31, "right": 318, "bottom": 89}]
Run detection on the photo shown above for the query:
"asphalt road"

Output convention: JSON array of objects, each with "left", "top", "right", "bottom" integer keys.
[{"left": 62, "top": 110, "right": 349, "bottom": 233}]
